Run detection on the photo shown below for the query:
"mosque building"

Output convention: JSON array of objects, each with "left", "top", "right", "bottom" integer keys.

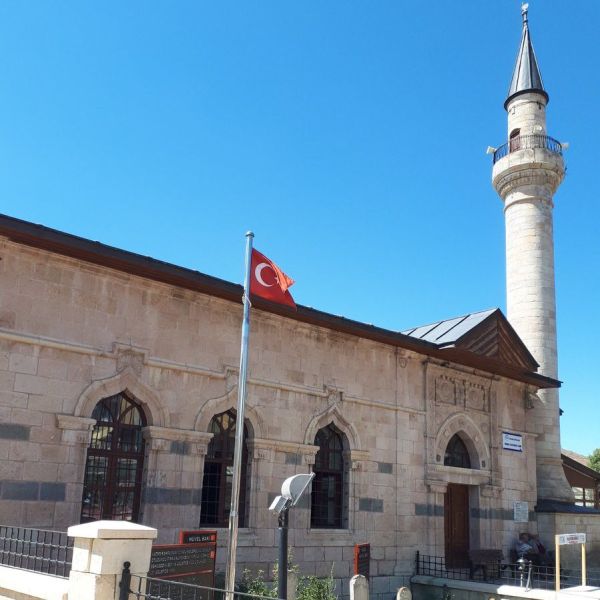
[{"left": 0, "top": 5, "right": 597, "bottom": 595}]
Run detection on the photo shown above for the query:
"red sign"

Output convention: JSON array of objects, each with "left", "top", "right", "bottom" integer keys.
[
  {"left": 148, "top": 530, "right": 217, "bottom": 600},
  {"left": 179, "top": 530, "right": 217, "bottom": 545},
  {"left": 354, "top": 543, "right": 370, "bottom": 580}
]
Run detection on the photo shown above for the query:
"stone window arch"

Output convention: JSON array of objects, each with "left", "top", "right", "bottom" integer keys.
[
  {"left": 311, "top": 423, "right": 348, "bottom": 529},
  {"left": 444, "top": 434, "right": 472, "bottom": 468},
  {"left": 200, "top": 410, "right": 250, "bottom": 527},
  {"left": 80, "top": 392, "right": 147, "bottom": 522},
  {"left": 74, "top": 367, "right": 167, "bottom": 428},
  {"left": 434, "top": 414, "right": 490, "bottom": 471}
]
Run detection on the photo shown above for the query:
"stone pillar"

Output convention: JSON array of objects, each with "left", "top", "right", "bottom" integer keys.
[
  {"left": 426, "top": 482, "right": 447, "bottom": 556},
  {"left": 350, "top": 575, "right": 369, "bottom": 600},
  {"left": 480, "top": 485, "right": 501, "bottom": 549},
  {"left": 344, "top": 449, "right": 369, "bottom": 531},
  {"left": 246, "top": 439, "right": 276, "bottom": 531},
  {"left": 56, "top": 414, "right": 97, "bottom": 528},
  {"left": 67, "top": 520, "right": 157, "bottom": 600},
  {"left": 287, "top": 570, "right": 299, "bottom": 600},
  {"left": 141, "top": 427, "right": 212, "bottom": 541}
]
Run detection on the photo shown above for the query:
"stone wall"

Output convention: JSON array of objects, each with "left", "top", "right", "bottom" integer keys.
[
  {"left": 411, "top": 578, "right": 588, "bottom": 600},
  {"left": 0, "top": 238, "right": 545, "bottom": 587},
  {"left": 0, "top": 567, "right": 68, "bottom": 600},
  {"left": 536, "top": 512, "right": 600, "bottom": 570}
]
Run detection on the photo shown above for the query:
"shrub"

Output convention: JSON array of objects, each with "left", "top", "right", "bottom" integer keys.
[
  {"left": 241, "top": 568, "right": 278, "bottom": 598},
  {"left": 239, "top": 555, "right": 336, "bottom": 600},
  {"left": 297, "top": 568, "right": 337, "bottom": 600}
]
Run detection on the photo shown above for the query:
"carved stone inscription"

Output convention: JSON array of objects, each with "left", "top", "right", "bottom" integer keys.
[
  {"left": 466, "top": 383, "right": 486, "bottom": 411},
  {"left": 435, "top": 376, "right": 456, "bottom": 405}
]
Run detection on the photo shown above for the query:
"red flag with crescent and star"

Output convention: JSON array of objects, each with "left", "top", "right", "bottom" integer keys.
[{"left": 249, "top": 249, "right": 296, "bottom": 309}]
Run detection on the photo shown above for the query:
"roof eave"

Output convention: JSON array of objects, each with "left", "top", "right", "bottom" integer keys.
[
  {"left": 0, "top": 213, "right": 557, "bottom": 390},
  {"left": 453, "top": 308, "right": 540, "bottom": 370},
  {"left": 561, "top": 454, "right": 600, "bottom": 480},
  {"left": 437, "top": 346, "right": 560, "bottom": 389}
]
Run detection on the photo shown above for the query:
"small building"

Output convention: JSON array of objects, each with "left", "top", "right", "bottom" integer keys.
[{"left": 562, "top": 451, "right": 600, "bottom": 509}]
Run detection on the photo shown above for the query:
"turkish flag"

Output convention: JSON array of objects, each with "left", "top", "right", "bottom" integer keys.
[{"left": 249, "top": 249, "right": 296, "bottom": 309}]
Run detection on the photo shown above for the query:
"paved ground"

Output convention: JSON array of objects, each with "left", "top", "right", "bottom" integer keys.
[{"left": 558, "top": 586, "right": 600, "bottom": 600}]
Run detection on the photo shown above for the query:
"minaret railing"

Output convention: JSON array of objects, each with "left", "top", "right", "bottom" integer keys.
[{"left": 493, "top": 134, "right": 562, "bottom": 164}]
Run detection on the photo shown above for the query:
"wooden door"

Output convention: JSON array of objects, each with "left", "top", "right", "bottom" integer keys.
[{"left": 444, "top": 484, "right": 470, "bottom": 568}]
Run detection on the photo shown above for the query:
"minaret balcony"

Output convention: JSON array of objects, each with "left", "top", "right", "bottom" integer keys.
[
  {"left": 492, "top": 134, "right": 562, "bottom": 164},
  {"left": 492, "top": 133, "right": 565, "bottom": 200}
]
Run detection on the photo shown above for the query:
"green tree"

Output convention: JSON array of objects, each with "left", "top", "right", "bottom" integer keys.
[{"left": 589, "top": 448, "right": 600, "bottom": 473}]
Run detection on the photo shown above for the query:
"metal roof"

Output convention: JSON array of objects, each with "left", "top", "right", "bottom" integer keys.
[
  {"left": 505, "top": 4, "right": 548, "bottom": 109},
  {"left": 402, "top": 308, "right": 497, "bottom": 346},
  {"left": 536, "top": 499, "right": 600, "bottom": 515}
]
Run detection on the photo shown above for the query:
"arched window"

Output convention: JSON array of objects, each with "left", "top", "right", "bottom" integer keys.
[
  {"left": 444, "top": 434, "right": 471, "bottom": 469},
  {"left": 509, "top": 128, "right": 521, "bottom": 152},
  {"left": 81, "top": 392, "right": 146, "bottom": 522},
  {"left": 311, "top": 424, "right": 346, "bottom": 529},
  {"left": 200, "top": 410, "right": 249, "bottom": 527}
]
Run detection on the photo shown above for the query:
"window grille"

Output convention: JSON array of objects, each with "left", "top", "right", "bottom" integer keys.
[{"left": 81, "top": 392, "right": 146, "bottom": 522}]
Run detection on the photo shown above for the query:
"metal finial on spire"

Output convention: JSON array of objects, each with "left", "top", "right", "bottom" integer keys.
[{"left": 504, "top": 2, "right": 547, "bottom": 109}]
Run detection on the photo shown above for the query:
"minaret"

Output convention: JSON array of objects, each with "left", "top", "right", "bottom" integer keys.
[{"left": 492, "top": 4, "right": 573, "bottom": 503}]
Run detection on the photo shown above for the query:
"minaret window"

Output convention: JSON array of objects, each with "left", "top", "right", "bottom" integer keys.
[{"left": 510, "top": 128, "right": 521, "bottom": 152}]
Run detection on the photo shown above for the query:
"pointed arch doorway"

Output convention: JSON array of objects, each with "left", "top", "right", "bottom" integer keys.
[
  {"left": 444, "top": 483, "right": 470, "bottom": 568},
  {"left": 443, "top": 434, "right": 472, "bottom": 568}
]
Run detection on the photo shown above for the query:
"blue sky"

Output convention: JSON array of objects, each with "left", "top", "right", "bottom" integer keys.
[{"left": 0, "top": 2, "right": 598, "bottom": 455}]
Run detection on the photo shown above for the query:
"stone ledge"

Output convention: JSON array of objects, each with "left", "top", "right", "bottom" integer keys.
[
  {"left": 0, "top": 565, "right": 68, "bottom": 600},
  {"left": 68, "top": 520, "right": 157, "bottom": 540},
  {"left": 56, "top": 414, "right": 96, "bottom": 431},
  {"left": 347, "top": 449, "right": 370, "bottom": 462},
  {"left": 142, "top": 426, "right": 213, "bottom": 444},
  {"left": 56, "top": 414, "right": 96, "bottom": 445},
  {"left": 411, "top": 576, "right": 600, "bottom": 600},
  {"left": 250, "top": 438, "right": 319, "bottom": 455},
  {"left": 425, "top": 464, "right": 492, "bottom": 487}
]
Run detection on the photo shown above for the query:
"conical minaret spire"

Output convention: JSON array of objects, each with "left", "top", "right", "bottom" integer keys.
[
  {"left": 492, "top": 5, "right": 573, "bottom": 504},
  {"left": 505, "top": 3, "right": 548, "bottom": 109}
]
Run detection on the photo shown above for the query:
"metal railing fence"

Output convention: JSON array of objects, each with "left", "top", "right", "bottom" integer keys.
[
  {"left": 493, "top": 134, "right": 562, "bottom": 164},
  {"left": 121, "top": 562, "right": 283, "bottom": 600},
  {"left": 0, "top": 525, "right": 73, "bottom": 578},
  {"left": 414, "top": 552, "right": 600, "bottom": 591}
]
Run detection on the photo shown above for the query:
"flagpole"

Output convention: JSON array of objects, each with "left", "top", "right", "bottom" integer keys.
[{"left": 225, "top": 231, "right": 254, "bottom": 600}]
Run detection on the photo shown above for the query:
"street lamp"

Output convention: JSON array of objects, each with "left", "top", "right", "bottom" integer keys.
[{"left": 269, "top": 473, "right": 315, "bottom": 600}]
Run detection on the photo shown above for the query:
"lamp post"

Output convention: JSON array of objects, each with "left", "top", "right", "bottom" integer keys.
[
  {"left": 269, "top": 473, "right": 315, "bottom": 600},
  {"left": 278, "top": 504, "right": 290, "bottom": 600}
]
